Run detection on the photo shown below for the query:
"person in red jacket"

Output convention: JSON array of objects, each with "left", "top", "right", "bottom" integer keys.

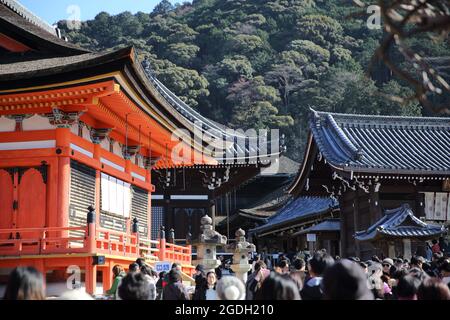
[{"left": 432, "top": 239, "right": 441, "bottom": 254}]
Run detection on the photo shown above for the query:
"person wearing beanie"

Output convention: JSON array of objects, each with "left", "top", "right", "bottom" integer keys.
[
  {"left": 382, "top": 258, "right": 395, "bottom": 276},
  {"left": 216, "top": 275, "right": 246, "bottom": 300}
]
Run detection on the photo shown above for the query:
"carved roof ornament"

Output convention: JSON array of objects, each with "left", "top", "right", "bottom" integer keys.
[
  {"left": 46, "top": 108, "right": 81, "bottom": 128},
  {"left": 90, "top": 128, "right": 112, "bottom": 144},
  {"left": 144, "top": 156, "right": 161, "bottom": 170},
  {"left": 122, "top": 145, "right": 140, "bottom": 160}
]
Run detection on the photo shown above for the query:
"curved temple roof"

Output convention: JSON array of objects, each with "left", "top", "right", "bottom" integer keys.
[
  {"left": 354, "top": 204, "right": 446, "bottom": 241},
  {"left": 309, "top": 109, "right": 450, "bottom": 175},
  {"left": 249, "top": 196, "right": 338, "bottom": 235},
  {"left": 0, "top": 0, "right": 88, "bottom": 55},
  {"left": 292, "top": 218, "right": 340, "bottom": 236}
]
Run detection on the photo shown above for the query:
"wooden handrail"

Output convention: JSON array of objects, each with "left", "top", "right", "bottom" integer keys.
[
  {"left": 0, "top": 225, "right": 192, "bottom": 266},
  {"left": 0, "top": 226, "right": 86, "bottom": 233}
]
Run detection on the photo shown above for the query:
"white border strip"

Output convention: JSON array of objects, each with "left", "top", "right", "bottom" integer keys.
[
  {"left": 131, "top": 172, "right": 146, "bottom": 182},
  {"left": 70, "top": 143, "right": 93, "bottom": 158},
  {"left": 152, "top": 195, "right": 164, "bottom": 200},
  {"left": 170, "top": 195, "right": 208, "bottom": 200},
  {"left": 0, "top": 140, "right": 55, "bottom": 150},
  {"left": 100, "top": 158, "right": 125, "bottom": 172}
]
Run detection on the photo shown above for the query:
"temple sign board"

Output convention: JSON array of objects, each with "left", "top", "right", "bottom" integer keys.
[{"left": 155, "top": 262, "right": 172, "bottom": 273}]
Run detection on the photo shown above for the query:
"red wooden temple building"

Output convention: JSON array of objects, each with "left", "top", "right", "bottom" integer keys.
[{"left": 0, "top": 0, "right": 244, "bottom": 294}]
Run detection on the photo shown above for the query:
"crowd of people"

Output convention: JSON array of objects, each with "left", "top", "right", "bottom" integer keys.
[{"left": 2, "top": 238, "right": 450, "bottom": 300}]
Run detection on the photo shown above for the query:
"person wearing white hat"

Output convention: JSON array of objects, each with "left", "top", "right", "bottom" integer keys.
[{"left": 216, "top": 275, "right": 245, "bottom": 300}]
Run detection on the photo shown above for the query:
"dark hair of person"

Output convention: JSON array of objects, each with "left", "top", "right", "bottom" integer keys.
[
  {"left": 417, "top": 278, "right": 450, "bottom": 300},
  {"left": 308, "top": 251, "right": 334, "bottom": 276},
  {"left": 432, "top": 239, "right": 438, "bottom": 245},
  {"left": 3, "top": 267, "right": 45, "bottom": 300},
  {"left": 129, "top": 263, "right": 139, "bottom": 272},
  {"left": 293, "top": 258, "right": 305, "bottom": 271},
  {"left": 396, "top": 275, "right": 421, "bottom": 299},
  {"left": 254, "top": 260, "right": 266, "bottom": 273},
  {"left": 433, "top": 252, "right": 443, "bottom": 260},
  {"left": 171, "top": 263, "right": 180, "bottom": 269},
  {"left": 254, "top": 272, "right": 301, "bottom": 300},
  {"left": 277, "top": 259, "right": 289, "bottom": 269},
  {"left": 159, "top": 271, "right": 167, "bottom": 279},
  {"left": 322, "top": 259, "right": 373, "bottom": 300},
  {"left": 167, "top": 269, "right": 182, "bottom": 284},
  {"left": 410, "top": 256, "right": 424, "bottom": 266},
  {"left": 381, "top": 274, "right": 390, "bottom": 284},
  {"left": 112, "top": 265, "right": 124, "bottom": 278},
  {"left": 206, "top": 271, "right": 217, "bottom": 289},
  {"left": 439, "top": 259, "right": 450, "bottom": 273},
  {"left": 408, "top": 267, "right": 428, "bottom": 282},
  {"left": 140, "top": 265, "right": 153, "bottom": 276},
  {"left": 371, "top": 255, "right": 381, "bottom": 263},
  {"left": 118, "top": 272, "right": 151, "bottom": 300},
  {"left": 392, "top": 268, "right": 408, "bottom": 280},
  {"left": 135, "top": 257, "right": 146, "bottom": 267},
  {"left": 389, "top": 265, "right": 397, "bottom": 276}
]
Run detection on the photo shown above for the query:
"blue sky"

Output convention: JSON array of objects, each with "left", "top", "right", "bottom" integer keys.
[{"left": 19, "top": 0, "right": 179, "bottom": 25}]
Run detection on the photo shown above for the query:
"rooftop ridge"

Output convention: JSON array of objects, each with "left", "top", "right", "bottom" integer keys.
[
  {"left": 1, "top": 0, "right": 57, "bottom": 36},
  {"left": 311, "top": 109, "right": 450, "bottom": 128}
]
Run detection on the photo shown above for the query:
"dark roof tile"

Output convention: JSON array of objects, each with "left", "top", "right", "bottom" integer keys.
[
  {"left": 354, "top": 204, "right": 446, "bottom": 241},
  {"left": 309, "top": 109, "right": 450, "bottom": 175},
  {"left": 250, "top": 196, "right": 338, "bottom": 234}
]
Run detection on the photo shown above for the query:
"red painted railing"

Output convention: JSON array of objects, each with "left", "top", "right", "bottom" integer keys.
[
  {"left": 95, "top": 228, "right": 139, "bottom": 257},
  {"left": 0, "top": 226, "right": 88, "bottom": 255},
  {"left": 0, "top": 224, "right": 193, "bottom": 272}
]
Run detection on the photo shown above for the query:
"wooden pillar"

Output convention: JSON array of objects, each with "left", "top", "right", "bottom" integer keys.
[
  {"left": 56, "top": 128, "right": 71, "bottom": 237},
  {"left": 340, "top": 196, "right": 347, "bottom": 257},
  {"left": 353, "top": 190, "right": 361, "bottom": 257},
  {"left": 159, "top": 226, "right": 166, "bottom": 261},
  {"left": 388, "top": 241, "right": 395, "bottom": 258},
  {"left": 35, "top": 259, "right": 46, "bottom": 294},
  {"left": 92, "top": 143, "right": 101, "bottom": 225},
  {"left": 85, "top": 257, "right": 97, "bottom": 295},
  {"left": 125, "top": 159, "right": 132, "bottom": 174},
  {"left": 403, "top": 239, "right": 412, "bottom": 260},
  {"left": 209, "top": 200, "right": 216, "bottom": 230},
  {"left": 102, "top": 262, "right": 113, "bottom": 293}
]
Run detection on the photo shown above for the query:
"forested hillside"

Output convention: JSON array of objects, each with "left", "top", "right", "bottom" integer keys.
[{"left": 58, "top": 0, "right": 448, "bottom": 160}]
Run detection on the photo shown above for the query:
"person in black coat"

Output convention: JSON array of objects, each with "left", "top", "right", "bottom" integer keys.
[
  {"left": 162, "top": 269, "right": 190, "bottom": 300},
  {"left": 300, "top": 251, "right": 334, "bottom": 300},
  {"left": 192, "top": 264, "right": 207, "bottom": 300}
]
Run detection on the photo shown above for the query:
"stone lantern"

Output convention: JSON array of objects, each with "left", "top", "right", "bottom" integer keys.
[
  {"left": 228, "top": 228, "right": 256, "bottom": 283},
  {"left": 192, "top": 215, "right": 227, "bottom": 273}
]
